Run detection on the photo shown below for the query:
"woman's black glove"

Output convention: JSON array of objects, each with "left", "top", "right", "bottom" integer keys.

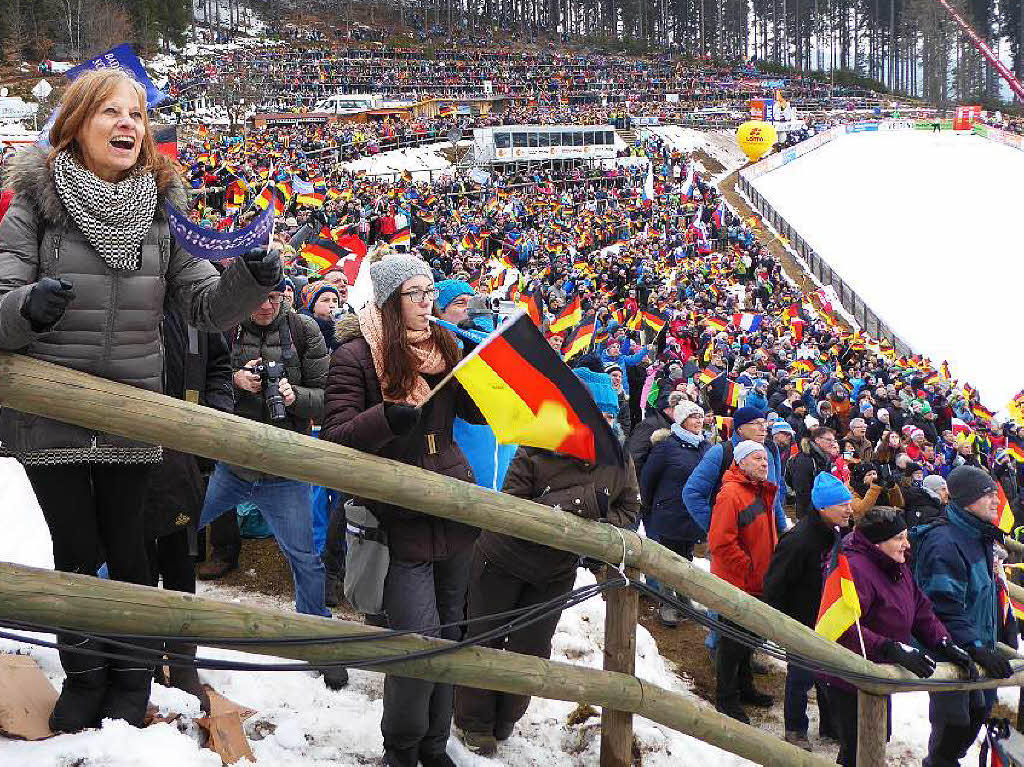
[
  {"left": 456, "top": 319, "right": 482, "bottom": 354},
  {"left": 931, "top": 638, "right": 979, "bottom": 681},
  {"left": 384, "top": 403, "right": 421, "bottom": 436},
  {"left": 242, "top": 247, "right": 283, "bottom": 287},
  {"left": 21, "top": 277, "right": 75, "bottom": 330},
  {"left": 883, "top": 640, "right": 936, "bottom": 678},
  {"left": 967, "top": 645, "right": 1015, "bottom": 679}
]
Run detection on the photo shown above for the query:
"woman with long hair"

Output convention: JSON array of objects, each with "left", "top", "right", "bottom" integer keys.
[
  {"left": 320, "top": 252, "right": 483, "bottom": 767},
  {"left": 0, "top": 70, "right": 280, "bottom": 731}
]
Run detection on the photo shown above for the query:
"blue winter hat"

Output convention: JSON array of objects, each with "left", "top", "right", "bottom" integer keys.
[
  {"left": 812, "top": 472, "right": 853, "bottom": 510},
  {"left": 435, "top": 279, "right": 475, "bottom": 311},
  {"left": 771, "top": 420, "right": 795, "bottom": 436},
  {"left": 732, "top": 406, "right": 768, "bottom": 430},
  {"left": 574, "top": 367, "right": 619, "bottom": 418}
]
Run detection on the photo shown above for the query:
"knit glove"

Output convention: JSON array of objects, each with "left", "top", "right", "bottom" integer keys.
[
  {"left": 967, "top": 645, "right": 1014, "bottom": 679},
  {"left": 21, "top": 277, "right": 75, "bottom": 330},
  {"left": 883, "top": 640, "right": 936, "bottom": 678},
  {"left": 931, "top": 638, "right": 979, "bottom": 681},
  {"left": 242, "top": 247, "right": 283, "bottom": 287},
  {"left": 384, "top": 403, "right": 421, "bottom": 436}
]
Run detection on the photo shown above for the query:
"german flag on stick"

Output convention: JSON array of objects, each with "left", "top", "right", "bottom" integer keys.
[
  {"left": 642, "top": 310, "right": 667, "bottom": 333},
  {"left": 562, "top": 319, "right": 596, "bottom": 361},
  {"left": 816, "top": 532, "right": 863, "bottom": 647},
  {"left": 549, "top": 296, "right": 582, "bottom": 334},
  {"left": 426, "top": 312, "right": 623, "bottom": 465}
]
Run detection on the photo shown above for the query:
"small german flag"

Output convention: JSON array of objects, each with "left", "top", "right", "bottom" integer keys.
[
  {"left": 449, "top": 311, "right": 623, "bottom": 465},
  {"left": 518, "top": 288, "right": 545, "bottom": 326},
  {"left": 972, "top": 403, "right": 995, "bottom": 422},
  {"left": 697, "top": 367, "right": 719, "bottom": 386},
  {"left": 301, "top": 238, "right": 349, "bottom": 274},
  {"left": 997, "top": 483, "right": 1015, "bottom": 534},
  {"left": 815, "top": 533, "right": 862, "bottom": 642},
  {"left": 296, "top": 192, "right": 326, "bottom": 208},
  {"left": 549, "top": 297, "right": 582, "bottom": 334},
  {"left": 1006, "top": 444, "right": 1024, "bottom": 463},
  {"left": 791, "top": 359, "right": 815, "bottom": 374},
  {"left": 626, "top": 311, "right": 643, "bottom": 332},
  {"left": 563, "top": 319, "right": 596, "bottom": 360},
  {"left": 705, "top": 317, "right": 728, "bottom": 332},
  {"left": 642, "top": 310, "right": 667, "bottom": 333},
  {"left": 390, "top": 227, "right": 411, "bottom": 248}
]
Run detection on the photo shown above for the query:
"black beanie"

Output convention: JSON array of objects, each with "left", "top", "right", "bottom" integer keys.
[
  {"left": 858, "top": 508, "right": 907, "bottom": 544},
  {"left": 947, "top": 466, "right": 998, "bottom": 509}
]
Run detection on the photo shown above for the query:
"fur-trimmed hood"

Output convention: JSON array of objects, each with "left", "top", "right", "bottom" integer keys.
[
  {"left": 3, "top": 146, "right": 188, "bottom": 228},
  {"left": 334, "top": 313, "right": 363, "bottom": 346}
]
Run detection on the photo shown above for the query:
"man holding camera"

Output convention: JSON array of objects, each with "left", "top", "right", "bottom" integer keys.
[{"left": 197, "top": 283, "right": 331, "bottom": 619}]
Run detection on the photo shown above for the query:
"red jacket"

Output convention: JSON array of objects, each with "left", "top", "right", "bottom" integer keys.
[{"left": 709, "top": 464, "right": 779, "bottom": 596}]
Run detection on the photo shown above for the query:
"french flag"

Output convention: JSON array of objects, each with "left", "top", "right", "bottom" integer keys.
[
  {"left": 713, "top": 201, "right": 726, "bottom": 229},
  {"left": 732, "top": 313, "right": 763, "bottom": 332}
]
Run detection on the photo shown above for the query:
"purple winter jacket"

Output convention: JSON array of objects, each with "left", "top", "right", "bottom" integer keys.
[{"left": 823, "top": 529, "right": 951, "bottom": 692}]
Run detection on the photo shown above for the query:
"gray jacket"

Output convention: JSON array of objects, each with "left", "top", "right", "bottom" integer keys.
[{"left": 0, "top": 146, "right": 269, "bottom": 464}]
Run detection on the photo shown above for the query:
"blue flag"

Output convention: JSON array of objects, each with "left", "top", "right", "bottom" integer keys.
[
  {"left": 38, "top": 43, "right": 166, "bottom": 147},
  {"left": 166, "top": 203, "right": 273, "bottom": 261}
]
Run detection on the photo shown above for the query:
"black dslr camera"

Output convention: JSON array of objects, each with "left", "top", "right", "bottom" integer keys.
[{"left": 244, "top": 360, "right": 288, "bottom": 422}]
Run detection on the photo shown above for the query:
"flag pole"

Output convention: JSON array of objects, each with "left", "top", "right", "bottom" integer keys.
[{"left": 854, "top": 617, "right": 867, "bottom": 658}]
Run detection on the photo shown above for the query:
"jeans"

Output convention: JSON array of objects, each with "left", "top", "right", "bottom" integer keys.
[
  {"left": 200, "top": 463, "right": 328, "bottom": 617},
  {"left": 784, "top": 662, "right": 834, "bottom": 736}
]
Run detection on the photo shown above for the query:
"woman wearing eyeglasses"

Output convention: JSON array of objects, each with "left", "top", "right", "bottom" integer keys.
[{"left": 320, "top": 252, "right": 484, "bottom": 767}]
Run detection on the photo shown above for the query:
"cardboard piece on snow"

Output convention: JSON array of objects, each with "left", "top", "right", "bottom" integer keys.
[
  {"left": 196, "top": 686, "right": 256, "bottom": 765},
  {"left": 0, "top": 654, "right": 59, "bottom": 740}
]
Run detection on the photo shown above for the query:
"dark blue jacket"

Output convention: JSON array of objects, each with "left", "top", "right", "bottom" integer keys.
[
  {"left": 912, "top": 504, "right": 1001, "bottom": 723},
  {"left": 640, "top": 429, "right": 708, "bottom": 542}
]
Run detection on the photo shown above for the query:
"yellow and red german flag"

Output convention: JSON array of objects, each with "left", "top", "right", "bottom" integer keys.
[
  {"left": 518, "top": 288, "right": 545, "bottom": 326},
  {"left": 642, "top": 310, "right": 667, "bottom": 333},
  {"left": 626, "top": 311, "right": 643, "bottom": 332},
  {"left": 705, "top": 317, "right": 728, "bottom": 333},
  {"left": 697, "top": 367, "right": 719, "bottom": 387},
  {"left": 1006, "top": 444, "right": 1024, "bottom": 463},
  {"left": 301, "top": 238, "right": 349, "bottom": 274},
  {"left": 450, "top": 312, "right": 623, "bottom": 465},
  {"left": 549, "top": 296, "right": 582, "bottom": 334},
  {"left": 562, "top": 319, "right": 596, "bottom": 360},
  {"left": 972, "top": 403, "right": 995, "bottom": 422},
  {"left": 816, "top": 534, "right": 862, "bottom": 642}
]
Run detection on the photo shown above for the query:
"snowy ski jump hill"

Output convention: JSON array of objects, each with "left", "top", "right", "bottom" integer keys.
[{"left": 747, "top": 128, "right": 1024, "bottom": 407}]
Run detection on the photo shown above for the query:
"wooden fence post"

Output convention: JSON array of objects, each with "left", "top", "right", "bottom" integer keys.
[
  {"left": 856, "top": 690, "right": 888, "bottom": 766},
  {"left": 601, "top": 566, "right": 639, "bottom": 767}
]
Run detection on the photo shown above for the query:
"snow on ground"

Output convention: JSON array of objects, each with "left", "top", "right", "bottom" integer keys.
[
  {"left": 342, "top": 141, "right": 465, "bottom": 183},
  {"left": 0, "top": 458, "right": 757, "bottom": 766},
  {"left": 750, "top": 130, "right": 1024, "bottom": 406},
  {"left": 644, "top": 126, "right": 748, "bottom": 174}
]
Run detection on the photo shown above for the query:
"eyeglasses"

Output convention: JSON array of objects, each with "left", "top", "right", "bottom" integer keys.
[
  {"left": 401, "top": 287, "right": 440, "bottom": 303},
  {"left": 265, "top": 294, "right": 285, "bottom": 305}
]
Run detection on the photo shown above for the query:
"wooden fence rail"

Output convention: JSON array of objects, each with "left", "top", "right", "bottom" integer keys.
[{"left": 0, "top": 352, "right": 1021, "bottom": 764}]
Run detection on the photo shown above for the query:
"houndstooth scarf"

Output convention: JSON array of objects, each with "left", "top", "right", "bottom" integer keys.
[{"left": 52, "top": 149, "right": 157, "bottom": 271}]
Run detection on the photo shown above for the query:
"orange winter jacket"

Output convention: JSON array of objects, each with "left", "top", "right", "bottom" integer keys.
[{"left": 709, "top": 464, "right": 779, "bottom": 596}]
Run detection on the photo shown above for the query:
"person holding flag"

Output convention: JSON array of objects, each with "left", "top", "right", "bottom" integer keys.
[
  {"left": 762, "top": 472, "right": 854, "bottom": 749},
  {"left": 913, "top": 466, "right": 1019, "bottom": 767},
  {"left": 821, "top": 507, "right": 976, "bottom": 767}
]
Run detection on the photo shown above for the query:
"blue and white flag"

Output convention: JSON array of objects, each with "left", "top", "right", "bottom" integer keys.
[
  {"left": 38, "top": 43, "right": 166, "bottom": 147},
  {"left": 166, "top": 202, "right": 273, "bottom": 261}
]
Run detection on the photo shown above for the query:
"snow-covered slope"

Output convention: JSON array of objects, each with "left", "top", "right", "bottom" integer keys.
[{"left": 750, "top": 130, "right": 1024, "bottom": 406}]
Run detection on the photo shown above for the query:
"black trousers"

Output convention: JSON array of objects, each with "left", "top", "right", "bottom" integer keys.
[
  {"left": 207, "top": 509, "right": 241, "bottom": 563},
  {"left": 381, "top": 546, "right": 474, "bottom": 755},
  {"left": 826, "top": 684, "right": 892, "bottom": 767},
  {"left": 715, "top": 617, "right": 756, "bottom": 706},
  {"left": 924, "top": 705, "right": 990, "bottom": 767},
  {"left": 322, "top": 493, "right": 349, "bottom": 581},
  {"left": 25, "top": 463, "right": 152, "bottom": 586},
  {"left": 146, "top": 527, "right": 196, "bottom": 594},
  {"left": 454, "top": 550, "right": 576, "bottom": 734}
]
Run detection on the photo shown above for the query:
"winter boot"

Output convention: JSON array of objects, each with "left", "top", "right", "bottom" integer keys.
[
  {"left": 658, "top": 602, "right": 682, "bottom": 627},
  {"left": 49, "top": 634, "right": 109, "bottom": 733},
  {"left": 166, "top": 642, "right": 210, "bottom": 713},
  {"left": 494, "top": 720, "right": 515, "bottom": 741},
  {"left": 461, "top": 729, "right": 498, "bottom": 756},
  {"left": 715, "top": 699, "right": 750, "bottom": 724},
  {"left": 196, "top": 557, "right": 238, "bottom": 581},
  {"left": 324, "top": 573, "right": 343, "bottom": 608},
  {"left": 320, "top": 666, "right": 350, "bottom": 691},
  {"left": 97, "top": 642, "right": 156, "bottom": 727},
  {"left": 785, "top": 731, "right": 812, "bottom": 751},
  {"left": 381, "top": 746, "right": 419, "bottom": 767},
  {"left": 418, "top": 748, "right": 456, "bottom": 767}
]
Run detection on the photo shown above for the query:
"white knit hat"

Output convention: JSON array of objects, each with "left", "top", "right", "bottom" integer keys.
[
  {"left": 734, "top": 440, "right": 766, "bottom": 464},
  {"left": 369, "top": 254, "right": 433, "bottom": 307},
  {"left": 673, "top": 400, "right": 704, "bottom": 425}
]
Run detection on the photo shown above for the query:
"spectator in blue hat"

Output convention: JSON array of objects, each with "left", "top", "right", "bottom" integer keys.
[
  {"left": 435, "top": 279, "right": 475, "bottom": 326},
  {"left": 763, "top": 472, "right": 853, "bottom": 749}
]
